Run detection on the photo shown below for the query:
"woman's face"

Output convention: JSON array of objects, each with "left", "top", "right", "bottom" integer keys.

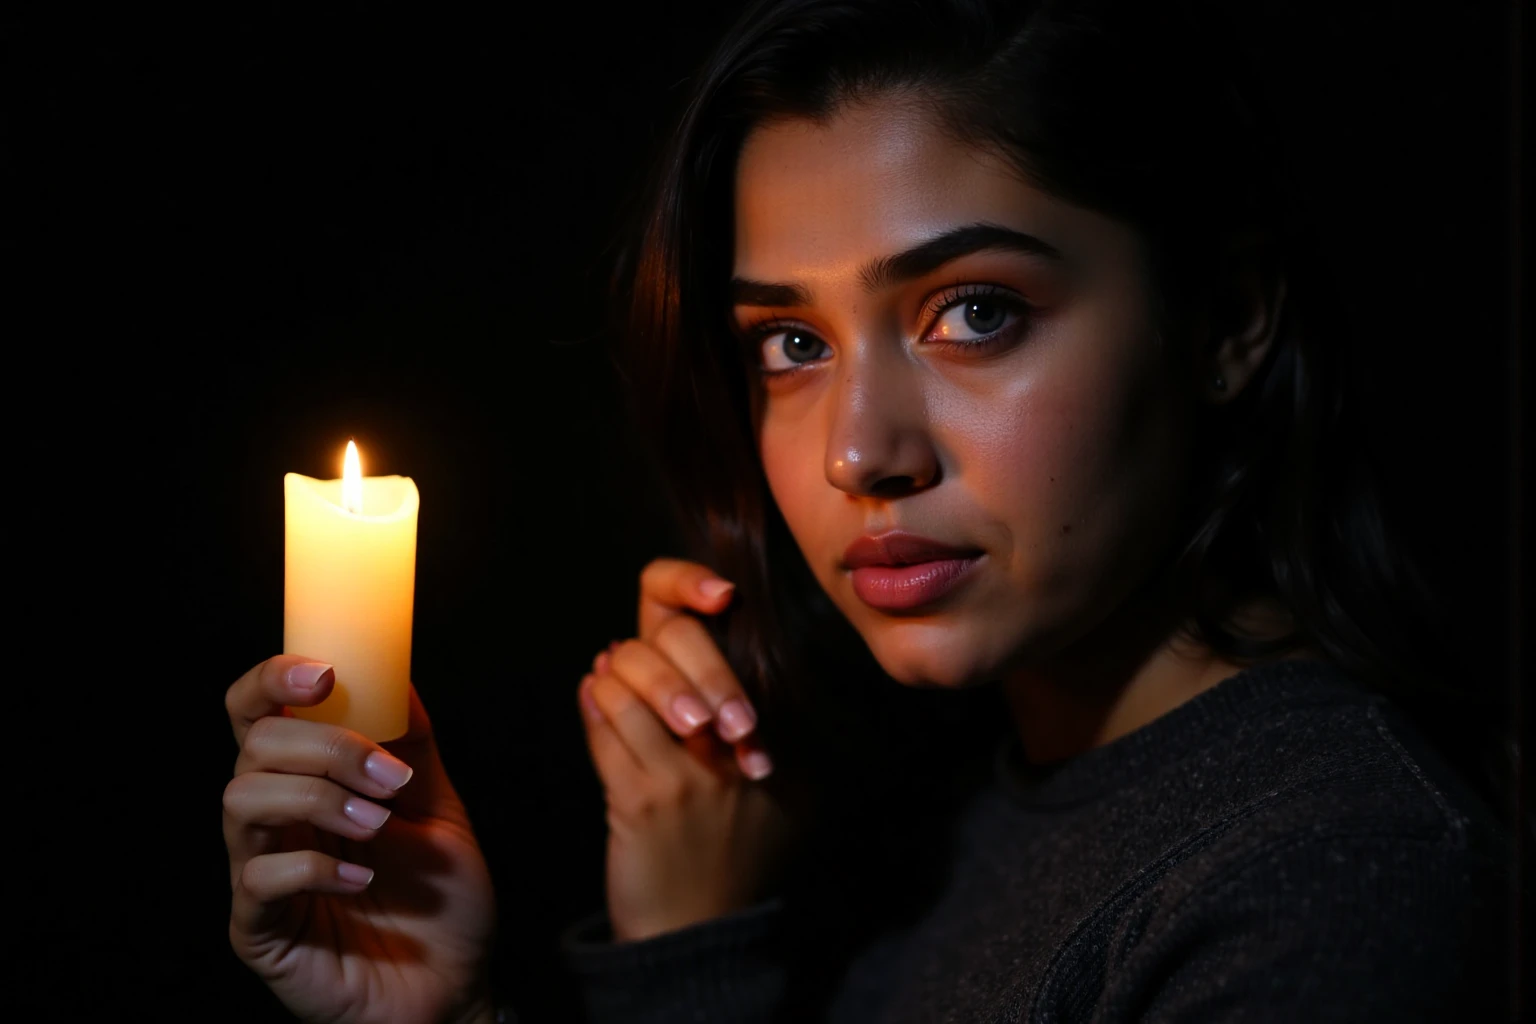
[{"left": 733, "top": 96, "right": 1201, "bottom": 689}]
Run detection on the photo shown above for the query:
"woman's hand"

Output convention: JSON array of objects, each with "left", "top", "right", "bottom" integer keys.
[
  {"left": 224, "top": 657, "right": 499, "bottom": 1024},
  {"left": 578, "top": 558, "right": 806, "bottom": 943}
]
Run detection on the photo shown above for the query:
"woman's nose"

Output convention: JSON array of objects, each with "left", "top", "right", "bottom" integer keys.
[{"left": 823, "top": 360, "right": 940, "bottom": 499}]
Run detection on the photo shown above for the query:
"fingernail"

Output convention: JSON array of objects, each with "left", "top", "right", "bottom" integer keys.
[
  {"left": 717, "top": 699, "right": 757, "bottom": 742},
  {"left": 579, "top": 677, "right": 604, "bottom": 722},
  {"left": 698, "top": 578, "right": 735, "bottom": 601},
  {"left": 742, "top": 750, "right": 774, "bottom": 780},
  {"left": 343, "top": 797, "right": 392, "bottom": 831},
  {"left": 671, "top": 694, "right": 712, "bottom": 732},
  {"left": 364, "top": 751, "right": 414, "bottom": 791},
  {"left": 594, "top": 651, "right": 611, "bottom": 675},
  {"left": 288, "top": 662, "right": 333, "bottom": 692},
  {"left": 337, "top": 861, "right": 374, "bottom": 886}
]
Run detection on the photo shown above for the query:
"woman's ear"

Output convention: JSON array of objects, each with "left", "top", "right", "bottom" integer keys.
[{"left": 1200, "top": 233, "right": 1286, "bottom": 404}]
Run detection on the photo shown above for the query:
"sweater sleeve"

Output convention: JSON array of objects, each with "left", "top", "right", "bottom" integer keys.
[
  {"left": 559, "top": 898, "right": 793, "bottom": 1024},
  {"left": 1091, "top": 832, "right": 1512, "bottom": 1024}
]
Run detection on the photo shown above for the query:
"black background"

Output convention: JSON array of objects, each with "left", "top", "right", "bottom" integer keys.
[{"left": 10, "top": 2, "right": 1523, "bottom": 1021}]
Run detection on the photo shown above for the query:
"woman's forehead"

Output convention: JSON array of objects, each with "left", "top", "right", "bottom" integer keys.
[
  {"left": 735, "top": 106, "right": 1018, "bottom": 257},
  {"left": 732, "top": 101, "right": 1136, "bottom": 294}
]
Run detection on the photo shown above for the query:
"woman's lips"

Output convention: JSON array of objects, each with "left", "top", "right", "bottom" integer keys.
[
  {"left": 841, "top": 532, "right": 983, "bottom": 613},
  {"left": 849, "top": 556, "right": 982, "bottom": 612}
]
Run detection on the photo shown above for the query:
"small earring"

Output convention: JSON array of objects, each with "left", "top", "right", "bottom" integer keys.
[{"left": 1212, "top": 374, "right": 1227, "bottom": 392}]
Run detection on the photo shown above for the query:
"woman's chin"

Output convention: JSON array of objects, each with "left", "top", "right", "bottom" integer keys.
[{"left": 860, "top": 619, "right": 1012, "bottom": 690}]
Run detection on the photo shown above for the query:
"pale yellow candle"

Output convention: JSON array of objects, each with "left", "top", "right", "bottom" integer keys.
[{"left": 284, "top": 440, "right": 418, "bottom": 742}]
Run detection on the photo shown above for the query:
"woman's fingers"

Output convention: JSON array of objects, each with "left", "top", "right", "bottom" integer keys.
[
  {"left": 577, "top": 671, "right": 686, "bottom": 811},
  {"left": 585, "top": 669, "right": 686, "bottom": 766},
  {"left": 578, "top": 649, "right": 769, "bottom": 782},
  {"left": 637, "top": 558, "right": 735, "bottom": 640},
  {"left": 226, "top": 709, "right": 417, "bottom": 883},
  {"left": 578, "top": 671, "right": 739, "bottom": 814},
  {"left": 646, "top": 615, "right": 760, "bottom": 744},
  {"left": 234, "top": 716, "right": 416, "bottom": 804},
  {"left": 224, "top": 771, "right": 394, "bottom": 858},
  {"left": 225, "top": 654, "right": 337, "bottom": 748},
  {"left": 585, "top": 555, "right": 773, "bottom": 795},
  {"left": 594, "top": 613, "right": 773, "bottom": 778},
  {"left": 230, "top": 848, "right": 375, "bottom": 952},
  {"left": 601, "top": 637, "right": 721, "bottom": 738},
  {"left": 577, "top": 674, "right": 642, "bottom": 780},
  {"left": 728, "top": 730, "right": 775, "bottom": 781}
]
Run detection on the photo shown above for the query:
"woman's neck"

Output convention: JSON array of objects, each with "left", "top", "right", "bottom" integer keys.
[{"left": 1000, "top": 581, "right": 1316, "bottom": 767}]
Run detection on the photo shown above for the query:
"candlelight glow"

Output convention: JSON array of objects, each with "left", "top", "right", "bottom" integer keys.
[{"left": 342, "top": 440, "right": 363, "bottom": 514}]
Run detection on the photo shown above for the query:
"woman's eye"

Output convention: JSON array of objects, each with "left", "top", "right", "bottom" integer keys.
[
  {"left": 929, "top": 297, "right": 1018, "bottom": 343},
  {"left": 760, "top": 329, "right": 830, "bottom": 372}
]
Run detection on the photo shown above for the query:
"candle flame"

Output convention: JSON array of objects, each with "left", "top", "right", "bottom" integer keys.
[{"left": 342, "top": 440, "right": 363, "bottom": 514}]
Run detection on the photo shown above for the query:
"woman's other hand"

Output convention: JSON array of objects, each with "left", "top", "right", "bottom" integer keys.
[
  {"left": 577, "top": 558, "right": 805, "bottom": 943},
  {"left": 224, "top": 656, "right": 499, "bottom": 1024}
]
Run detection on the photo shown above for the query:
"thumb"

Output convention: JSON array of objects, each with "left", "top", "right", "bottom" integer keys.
[{"left": 638, "top": 558, "right": 736, "bottom": 640}]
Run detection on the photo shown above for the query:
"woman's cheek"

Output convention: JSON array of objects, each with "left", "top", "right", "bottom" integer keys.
[
  {"left": 996, "top": 390, "right": 1097, "bottom": 541},
  {"left": 945, "top": 361, "right": 1144, "bottom": 622},
  {"left": 985, "top": 352, "right": 1186, "bottom": 615},
  {"left": 759, "top": 417, "right": 830, "bottom": 571},
  {"left": 932, "top": 370, "right": 1080, "bottom": 546}
]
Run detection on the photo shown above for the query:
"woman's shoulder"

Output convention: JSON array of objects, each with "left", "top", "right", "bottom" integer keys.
[
  {"left": 1178, "top": 655, "right": 1509, "bottom": 862},
  {"left": 1135, "top": 657, "right": 1511, "bottom": 952},
  {"left": 1071, "top": 808, "right": 1513, "bottom": 1020},
  {"left": 1044, "top": 654, "right": 1513, "bottom": 935},
  {"left": 1042, "top": 659, "right": 1515, "bottom": 1019},
  {"left": 1000, "top": 653, "right": 1502, "bottom": 847}
]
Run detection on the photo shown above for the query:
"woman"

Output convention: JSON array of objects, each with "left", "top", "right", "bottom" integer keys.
[{"left": 221, "top": 0, "right": 1515, "bottom": 1021}]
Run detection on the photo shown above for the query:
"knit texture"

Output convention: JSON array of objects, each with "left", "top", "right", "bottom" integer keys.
[{"left": 561, "top": 659, "right": 1513, "bottom": 1022}]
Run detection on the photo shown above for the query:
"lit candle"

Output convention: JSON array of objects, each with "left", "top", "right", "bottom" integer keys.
[{"left": 284, "top": 440, "right": 419, "bottom": 742}]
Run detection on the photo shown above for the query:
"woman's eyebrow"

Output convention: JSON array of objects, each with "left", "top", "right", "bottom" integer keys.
[
  {"left": 730, "top": 222, "right": 1062, "bottom": 308},
  {"left": 730, "top": 279, "right": 809, "bottom": 308},
  {"left": 863, "top": 222, "right": 1063, "bottom": 290}
]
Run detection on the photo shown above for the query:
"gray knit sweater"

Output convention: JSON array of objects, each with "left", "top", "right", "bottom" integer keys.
[{"left": 560, "top": 659, "right": 1513, "bottom": 1022}]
